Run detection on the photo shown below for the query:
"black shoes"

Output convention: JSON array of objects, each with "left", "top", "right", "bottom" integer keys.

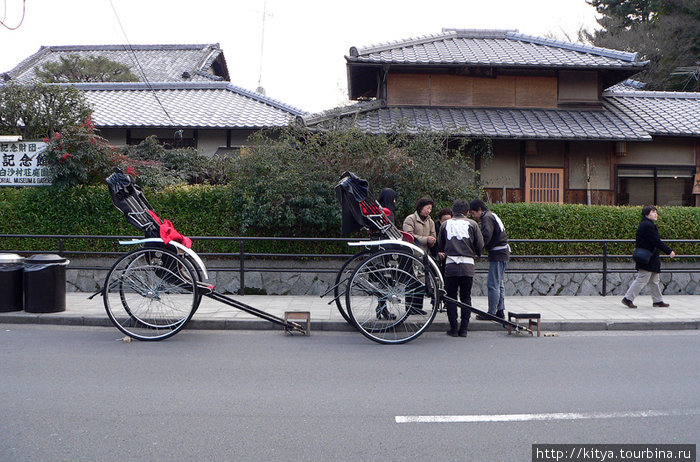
[
  {"left": 475, "top": 315, "right": 488, "bottom": 320},
  {"left": 653, "top": 302, "right": 670, "bottom": 307},
  {"left": 376, "top": 308, "right": 397, "bottom": 320},
  {"left": 621, "top": 297, "right": 637, "bottom": 309},
  {"left": 458, "top": 330, "right": 468, "bottom": 337},
  {"left": 495, "top": 310, "right": 505, "bottom": 319},
  {"left": 446, "top": 330, "right": 458, "bottom": 337}
]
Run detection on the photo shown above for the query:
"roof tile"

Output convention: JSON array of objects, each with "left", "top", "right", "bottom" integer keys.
[
  {"left": 65, "top": 82, "right": 305, "bottom": 128},
  {"left": 348, "top": 29, "right": 646, "bottom": 69},
  {"left": 3, "top": 44, "right": 228, "bottom": 83}
]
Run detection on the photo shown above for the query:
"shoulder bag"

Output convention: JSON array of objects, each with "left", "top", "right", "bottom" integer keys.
[{"left": 632, "top": 247, "right": 653, "bottom": 264}]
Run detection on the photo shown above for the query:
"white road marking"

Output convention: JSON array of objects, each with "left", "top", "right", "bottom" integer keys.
[{"left": 395, "top": 409, "right": 700, "bottom": 423}]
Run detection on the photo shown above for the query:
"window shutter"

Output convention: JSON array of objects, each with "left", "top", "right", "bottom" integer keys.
[{"left": 525, "top": 168, "right": 563, "bottom": 204}]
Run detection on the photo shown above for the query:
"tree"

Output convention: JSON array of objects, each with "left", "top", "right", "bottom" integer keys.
[
  {"left": 585, "top": 0, "right": 700, "bottom": 91},
  {"left": 227, "top": 123, "right": 491, "bottom": 236},
  {"left": 35, "top": 54, "right": 139, "bottom": 83},
  {"left": 0, "top": 82, "right": 92, "bottom": 139}
]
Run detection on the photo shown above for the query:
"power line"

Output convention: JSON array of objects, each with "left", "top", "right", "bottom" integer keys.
[
  {"left": 107, "top": 0, "right": 176, "bottom": 126},
  {"left": 0, "top": 0, "right": 25, "bottom": 30}
]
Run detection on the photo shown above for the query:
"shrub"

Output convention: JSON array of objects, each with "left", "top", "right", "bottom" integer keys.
[
  {"left": 115, "top": 136, "right": 209, "bottom": 187},
  {"left": 44, "top": 117, "right": 116, "bottom": 187}
]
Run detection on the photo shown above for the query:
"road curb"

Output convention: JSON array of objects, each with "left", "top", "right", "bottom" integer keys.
[{"left": 2, "top": 312, "right": 698, "bottom": 332}]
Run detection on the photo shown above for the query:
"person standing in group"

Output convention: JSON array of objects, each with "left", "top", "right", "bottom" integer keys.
[
  {"left": 469, "top": 199, "right": 510, "bottom": 320},
  {"left": 622, "top": 205, "right": 676, "bottom": 308},
  {"left": 402, "top": 197, "right": 437, "bottom": 316},
  {"left": 437, "top": 200, "right": 484, "bottom": 337},
  {"left": 403, "top": 197, "right": 437, "bottom": 253},
  {"left": 431, "top": 207, "right": 453, "bottom": 274}
]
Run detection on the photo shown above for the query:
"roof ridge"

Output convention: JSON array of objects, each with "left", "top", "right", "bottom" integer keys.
[
  {"left": 300, "top": 100, "right": 386, "bottom": 125},
  {"left": 349, "top": 29, "right": 640, "bottom": 63},
  {"left": 56, "top": 81, "right": 229, "bottom": 90},
  {"left": 223, "top": 82, "right": 307, "bottom": 115},
  {"left": 196, "top": 45, "right": 223, "bottom": 73},
  {"left": 505, "top": 32, "right": 639, "bottom": 62},
  {"left": 42, "top": 44, "right": 219, "bottom": 51},
  {"left": 442, "top": 28, "right": 518, "bottom": 38},
  {"left": 349, "top": 31, "right": 458, "bottom": 57},
  {"left": 2, "top": 46, "right": 51, "bottom": 77},
  {"left": 604, "top": 89, "right": 700, "bottom": 99}
]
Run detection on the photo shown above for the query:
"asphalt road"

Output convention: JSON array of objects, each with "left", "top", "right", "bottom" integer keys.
[{"left": 1, "top": 326, "right": 699, "bottom": 462}]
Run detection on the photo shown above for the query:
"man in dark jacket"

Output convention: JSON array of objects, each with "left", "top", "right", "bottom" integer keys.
[
  {"left": 622, "top": 205, "right": 676, "bottom": 308},
  {"left": 469, "top": 199, "right": 510, "bottom": 319},
  {"left": 438, "top": 200, "right": 484, "bottom": 337}
]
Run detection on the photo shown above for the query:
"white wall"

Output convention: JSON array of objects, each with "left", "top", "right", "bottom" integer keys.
[{"left": 618, "top": 138, "right": 696, "bottom": 166}]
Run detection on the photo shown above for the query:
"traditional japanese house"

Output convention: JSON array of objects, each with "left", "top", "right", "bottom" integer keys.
[
  {"left": 2, "top": 44, "right": 304, "bottom": 156},
  {"left": 302, "top": 29, "right": 700, "bottom": 206}
]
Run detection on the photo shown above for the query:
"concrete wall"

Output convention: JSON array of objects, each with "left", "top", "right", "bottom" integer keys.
[
  {"left": 569, "top": 142, "right": 610, "bottom": 190},
  {"left": 94, "top": 128, "right": 259, "bottom": 157},
  {"left": 618, "top": 138, "right": 696, "bottom": 166},
  {"left": 481, "top": 140, "right": 520, "bottom": 188},
  {"left": 197, "top": 130, "right": 227, "bottom": 156}
]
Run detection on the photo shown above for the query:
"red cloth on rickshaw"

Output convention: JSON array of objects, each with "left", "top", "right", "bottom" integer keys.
[{"left": 146, "top": 210, "right": 192, "bottom": 248}]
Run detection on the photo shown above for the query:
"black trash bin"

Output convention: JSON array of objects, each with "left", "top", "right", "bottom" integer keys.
[
  {"left": 0, "top": 253, "right": 25, "bottom": 312},
  {"left": 24, "top": 254, "right": 69, "bottom": 313}
]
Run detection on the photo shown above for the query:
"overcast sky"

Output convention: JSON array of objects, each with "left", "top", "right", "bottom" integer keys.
[{"left": 1, "top": 0, "right": 601, "bottom": 113}]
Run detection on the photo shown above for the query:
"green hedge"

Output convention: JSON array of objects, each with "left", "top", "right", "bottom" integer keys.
[
  {"left": 490, "top": 203, "right": 700, "bottom": 257},
  {"left": 1, "top": 186, "right": 699, "bottom": 256}
]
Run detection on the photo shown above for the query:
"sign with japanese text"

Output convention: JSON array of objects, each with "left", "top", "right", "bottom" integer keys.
[
  {"left": 0, "top": 141, "right": 50, "bottom": 186},
  {"left": 694, "top": 173, "right": 700, "bottom": 194}
]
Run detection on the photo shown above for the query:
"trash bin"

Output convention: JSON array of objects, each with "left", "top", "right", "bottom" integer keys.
[
  {"left": 0, "top": 253, "right": 25, "bottom": 312},
  {"left": 24, "top": 254, "right": 70, "bottom": 313}
]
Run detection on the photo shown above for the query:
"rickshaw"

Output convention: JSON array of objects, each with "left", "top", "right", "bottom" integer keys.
[
  {"left": 99, "top": 169, "right": 528, "bottom": 344},
  {"left": 323, "top": 171, "right": 528, "bottom": 344}
]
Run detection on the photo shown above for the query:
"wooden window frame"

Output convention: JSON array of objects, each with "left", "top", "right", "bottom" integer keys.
[{"left": 525, "top": 167, "right": 564, "bottom": 204}]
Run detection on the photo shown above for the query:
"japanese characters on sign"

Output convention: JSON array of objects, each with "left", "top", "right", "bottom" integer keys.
[
  {"left": 693, "top": 173, "right": 700, "bottom": 195},
  {"left": 0, "top": 141, "right": 50, "bottom": 186}
]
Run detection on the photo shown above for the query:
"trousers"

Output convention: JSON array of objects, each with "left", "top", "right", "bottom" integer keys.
[
  {"left": 487, "top": 260, "right": 507, "bottom": 314},
  {"left": 445, "top": 275, "right": 473, "bottom": 333},
  {"left": 624, "top": 269, "right": 663, "bottom": 303}
]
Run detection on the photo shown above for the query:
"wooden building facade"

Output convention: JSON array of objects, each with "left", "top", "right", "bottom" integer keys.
[{"left": 307, "top": 29, "right": 700, "bottom": 206}]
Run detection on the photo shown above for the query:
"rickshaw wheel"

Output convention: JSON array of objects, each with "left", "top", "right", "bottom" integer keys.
[
  {"left": 334, "top": 249, "right": 373, "bottom": 327},
  {"left": 103, "top": 247, "right": 199, "bottom": 341},
  {"left": 346, "top": 249, "right": 439, "bottom": 344}
]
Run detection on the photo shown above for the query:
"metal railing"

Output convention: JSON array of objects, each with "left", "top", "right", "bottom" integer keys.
[{"left": 1, "top": 234, "right": 698, "bottom": 296}]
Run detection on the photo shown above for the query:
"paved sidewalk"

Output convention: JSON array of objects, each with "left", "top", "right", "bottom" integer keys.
[{"left": 1, "top": 293, "right": 698, "bottom": 333}]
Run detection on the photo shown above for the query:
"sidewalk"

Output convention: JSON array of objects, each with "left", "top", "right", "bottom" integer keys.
[{"left": 1, "top": 293, "right": 698, "bottom": 333}]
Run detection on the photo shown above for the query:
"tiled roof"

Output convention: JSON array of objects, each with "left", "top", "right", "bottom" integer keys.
[
  {"left": 2, "top": 44, "right": 229, "bottom": 83},
  {"left": 347, "top": 29, "right": 647, "bottom": 70},
  {"left": 303, "top": 88, "right": 700, "bottom": 140},
  {"left": 67, "top": 82, "right": 305, "bottom": 128},
  {"left": 301, "top": 101, "right": 651, "bottom": 140},
  {"left": 604, "top": 90, "right": 700, "bottom": 137},
  {"left": 605, "top": 79, "right": 647, "bottom": 92}
]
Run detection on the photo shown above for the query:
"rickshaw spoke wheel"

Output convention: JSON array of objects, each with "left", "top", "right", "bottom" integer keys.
[
  {"left": 103, "top": 247, "right": 199, "bottom": 341},
  {"left": 334, "top": 249, "right": 373, "bottom": 328},
  {"left": 346, "top": 250, "right": 439, "bottom": 344}
]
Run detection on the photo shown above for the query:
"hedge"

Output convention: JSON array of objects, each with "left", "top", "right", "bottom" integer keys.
[{"left": 1, "top": 186, "right": 699, "bottom": 257}]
